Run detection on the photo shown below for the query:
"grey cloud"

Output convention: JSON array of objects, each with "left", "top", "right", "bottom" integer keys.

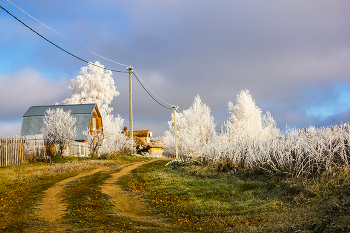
[
  {"left": 0, "top": 70, "right": 70, "bottom": 119},
  {"left": 0, "top": 120, "right": 22, "bottom": 138},
  {"left": 1, "top": 0, "right": 350, "bottom": 137}
]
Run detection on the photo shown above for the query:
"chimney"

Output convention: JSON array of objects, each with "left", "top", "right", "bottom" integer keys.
[{"left": 123, "top": 126, "right": 129, "bottom": 136}]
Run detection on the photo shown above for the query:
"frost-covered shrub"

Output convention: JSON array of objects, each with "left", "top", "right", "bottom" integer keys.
[
  {"left": 203, "top": 124, "right": 350, "bottom": 177},
  {"left": 163, "top": 89, "right": 350, "bottom": 178},
  {"left": 166, "top": 157, "right": 202, "bottom": 168},
  {"left": 150, "top": 137, "right": 167, "bottom": 148},
  {"left": 82, "top": 129, "right": 103, "bottom": 156},
  {"left": 23, "top": 137, "right": 45, "bottom": 161},
  {"left": 98, "top": 114, "right": 133, "bottom": 155},
  {"left": 164, "top": 95, "right": 216, "bottom": 158}
]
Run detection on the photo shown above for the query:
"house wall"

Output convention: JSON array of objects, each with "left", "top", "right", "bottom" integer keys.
[
  {"left": 133, "top": 130, "right": 151, "bottom": 145},
  {"left": 66, "top": 141, "right": 90, "bottom": 157},
  {"left": 148, "top": 147, "right": 163, "bottom": 156},
  {"left": 23, "top": 135, "right": 90, "bottom": 158},
  {"left": 90, "top": 106, "right": 103, "bottom": 134}
]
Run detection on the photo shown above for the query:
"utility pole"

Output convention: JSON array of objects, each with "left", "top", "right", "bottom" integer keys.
[
  {"left": 173, "top": 106, "right": 179, "bottom": 159},
  {"left": 128, "top": 66, "right": 134, "bottom": 154}
]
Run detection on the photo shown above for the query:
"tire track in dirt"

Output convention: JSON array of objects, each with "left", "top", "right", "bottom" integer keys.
[
  {"left": 34, "top": 160, "right": 175, "bottom": 232},
  {"left": 100, "top": 160, "right": 172, "bottom": 229},
  {"left": 35, "top": 166, "right": 110, "bottom": 223},
  {"left": 101, "top": 161, "right": 153, "bottom": 218}
]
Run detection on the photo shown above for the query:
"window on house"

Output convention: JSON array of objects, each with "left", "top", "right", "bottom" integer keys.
[{"left": 92, "top": 118, "right": 96, "bottom": 130}]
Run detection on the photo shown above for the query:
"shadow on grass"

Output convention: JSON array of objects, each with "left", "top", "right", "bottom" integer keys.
[
  {"left": 61, "top": 164, "right": 181, "bottom": 232},
  {"left": 118, "top": 161, "right": 350, "bottom": 233}
]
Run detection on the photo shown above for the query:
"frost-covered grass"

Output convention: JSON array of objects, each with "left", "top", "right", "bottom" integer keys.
[
  {"left": 163, "top": 90, "right": 350, "bottom": 179},
  {"left": 0, "top": 155, "right": 149, "bottom": 231},
  {"left": 0, "top": 160, "right": 107, "bottom": 231},
  {"left": 61, "top": 167, "right": 167, "bottom": 232},
  {"left": 0, "top": 159, "right": 113, "bottom": 190},
  {"left": 202, "top": 124, "right": 350, "bottom": 178},
  {"left": 120, "top": 160, "right": 350, "bottom": 232}
]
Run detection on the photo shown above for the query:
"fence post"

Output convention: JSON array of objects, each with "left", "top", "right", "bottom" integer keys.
[
  {"left": 1, "top": 139, "right": 3, "bottom": 166},
  {"left": 8, "top": 138, "right": 12, "bottom": 165},
  {"left": 20, "top": 138, "right": 23, "bottom": 164},
  {"left": 13, "top": 138, "right": 16, "bottom": 165},
  {"left": 0, "top": 139, "right": 2, "bottom": 167},
  {"left": 1, "top": 139, "right": 3, "bottom": 167},
  {"left": 0, "top": 139, "right": 3, "bottom": 167},
  {"left": 5, "top": 138, "right": 8, "bottom": 166},
  {"left": 16, "top": 138, "right": 19, "bottom": 165}
]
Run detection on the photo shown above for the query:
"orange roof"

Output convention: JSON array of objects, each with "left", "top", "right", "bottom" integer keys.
[{"left": 133, "top": 130, "right": 150, "bottom": 137}]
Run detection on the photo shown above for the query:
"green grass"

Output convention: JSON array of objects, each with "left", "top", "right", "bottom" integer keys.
[
  {"left": 0, "top": 155, "right": 151, "bottom": 232},
  {"left": 118, "top": 161, "right": 350, "bottom": 232},
  {"left": 2, "top": 156, "right": 350, "bottom": 232},
  {"left": 61, "top": 167, "right": 176, "bottom": 232}
]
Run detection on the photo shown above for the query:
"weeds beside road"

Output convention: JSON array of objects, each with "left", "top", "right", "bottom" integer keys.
[
  {"left": 0, "top": 155, "right": 149, "bottom": 232},
  {"left": 119, "top": 160, "right": 350, "bottom": 232},
  {"left": 1, "top": 156, "right": 350, "bottom": 232}
]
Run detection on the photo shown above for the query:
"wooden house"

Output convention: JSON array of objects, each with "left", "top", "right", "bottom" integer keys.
[
  {"left": 131, "top": 130, "right": 163, "bottom": 156},
  {"left": 133, "top": 130, "right": 152, "bottom": 145},
  {"left": 21, "top": 103, "right": 103, "bottom": 157},
  {"left": 123, "top": 129, "right": 152, "bottom": 146}
]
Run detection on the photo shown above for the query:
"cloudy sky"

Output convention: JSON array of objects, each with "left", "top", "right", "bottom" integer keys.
[{"left": 1, "top": 0, "right": 350, "bottom": 137}]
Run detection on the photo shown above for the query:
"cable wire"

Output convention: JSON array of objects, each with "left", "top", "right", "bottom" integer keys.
[
  {"left": 6, "top": 0, "right": 128, "bottom": 67},
  {"left": 0, "top": 5, "right": 127, "bottom": 74},
  {"left": 132, "top": 71, "right": 173, "bottom": 110},
  {"left": 1, "top": 4, "right": 178, "bottom": 111},
  {"left": 132, "top": 69, "right": 173, "bottom": 107}
]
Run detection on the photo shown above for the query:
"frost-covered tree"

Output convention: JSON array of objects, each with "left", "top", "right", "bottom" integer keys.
[
  {"left": 82, "top": 129, "right": 103, "bottom": 157},
  {"left": 63, "top": 61, "right": 119, "bottom": 115},
  {"left": 64, "top": 61, "right": 130, "bottom": 155},
  {"left": 224, "top": 89, "right": 279, "bottom": 141},
  {"left": 151, "top": 137, "right": 167, "bottom": 148},
  {"left": 41, "top": 108, "right": 77, "bottom": 156},
  {"left": 164, "top": 95, "right": 216, "bottom": 158},
  {"left": 99, "top": 114, "right": 132, "bottom": 155}
]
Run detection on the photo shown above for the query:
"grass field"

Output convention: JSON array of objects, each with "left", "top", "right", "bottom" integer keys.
[
  {"left": 0, "top": 155, "right": 149, "bottom": 232},
  {"left": 119, "top": 160, "right": 350, "bottom": 232},
  {"left": 1, "top": 157, "right": 350, "bottom": 232}
]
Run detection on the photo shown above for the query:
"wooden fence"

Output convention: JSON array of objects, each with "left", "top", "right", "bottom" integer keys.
[
  {"left": 0, "top": 137, "right": 90, "bottom": 167},
  {"left": 0, "top": 138, "right": 24, "bottom": 167}
]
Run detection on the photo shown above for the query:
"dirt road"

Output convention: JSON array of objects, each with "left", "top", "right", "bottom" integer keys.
[
  {"left": 101, "top": 161, "right": 154, "bottom": 218},
  {"left": 32, "top": 160, "right": 174, "bottom": 232},
  {"left": 36, "top": 166, "right": 110, "bottom": 222}
]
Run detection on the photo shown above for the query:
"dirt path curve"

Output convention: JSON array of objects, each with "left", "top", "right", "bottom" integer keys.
[
  {"left": 35, "top": 166, "right": 110, "bottom": 222},
  {"left": 34, "top": 160, "right": 172, "bottom": 232},
  {"left": 101, "top": 160, "right": 156, "bottom": 219}
]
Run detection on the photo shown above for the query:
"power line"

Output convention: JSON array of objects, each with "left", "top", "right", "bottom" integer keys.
[
  {"left": 133, "top": 69, "right": 173, "bottom": 107},
  {"left": 132, "top": 71, "right": 173, "bottom": 110},
  {"left": 6, "top": 0, "right": 129, "bottom": 68},
  {"left": 0, "top": 5, "right": 127, "bottom": 74},
  {"left": 1, "top": 4, "right": 178, "bottom": 110}
]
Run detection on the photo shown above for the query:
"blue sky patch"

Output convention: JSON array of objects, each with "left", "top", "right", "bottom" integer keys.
[{"left": 304, "top": 84, "right": 350, "bottom": 120}]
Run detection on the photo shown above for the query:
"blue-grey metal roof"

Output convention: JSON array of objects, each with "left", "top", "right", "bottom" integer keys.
[
  {"left": 21, "top": 104, "right": 97, "bottom": 141},
  {"left": 23, "top": 103, "right": 97, "bottom": 117}
]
